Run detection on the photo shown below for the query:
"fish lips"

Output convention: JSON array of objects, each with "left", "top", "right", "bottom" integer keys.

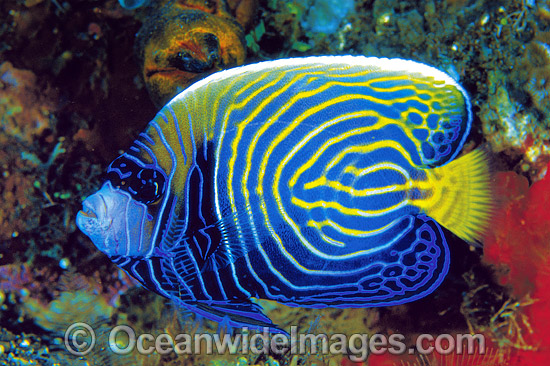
[{"left": 76, "top": 189, "right": 110, "bottom": 249}]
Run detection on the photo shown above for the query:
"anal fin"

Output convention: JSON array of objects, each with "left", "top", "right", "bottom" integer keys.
[{"left": 179, "top": 299, "right": 287, "bottom": 335}]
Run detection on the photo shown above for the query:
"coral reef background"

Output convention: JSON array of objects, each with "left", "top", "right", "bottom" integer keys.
[{"left": 1, "top": 0, "right": 550, "bottom": 365}]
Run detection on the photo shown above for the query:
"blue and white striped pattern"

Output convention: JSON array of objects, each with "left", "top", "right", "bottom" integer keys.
[{"left": 88, "top": 56, "right": 474, "bottom": 330}]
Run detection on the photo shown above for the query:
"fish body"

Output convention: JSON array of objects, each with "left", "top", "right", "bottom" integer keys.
[{"left": 76, "top": 56, "right": 492, "bottom": 331}]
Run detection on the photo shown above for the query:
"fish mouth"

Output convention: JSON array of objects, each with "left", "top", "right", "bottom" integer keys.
[
  {"left": 76, "top": 192, "right": 108, "bottom": 231},
  {"left": 79, "top": 200, "right": 98, "bottom": 219}
]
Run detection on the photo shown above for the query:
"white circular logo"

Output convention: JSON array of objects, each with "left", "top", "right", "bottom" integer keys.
[{"left": 64, "top": 322, "right": 96, "bottom": 356}]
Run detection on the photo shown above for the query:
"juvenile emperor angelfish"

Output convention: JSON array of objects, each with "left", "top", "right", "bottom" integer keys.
[{"left": 76, "top": 56, "right": 492, "bottom": 332}]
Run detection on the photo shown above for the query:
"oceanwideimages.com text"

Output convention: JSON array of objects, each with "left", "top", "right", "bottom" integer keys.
[{"left": 65, "top": 323, "right": 485, "bottom": 362}]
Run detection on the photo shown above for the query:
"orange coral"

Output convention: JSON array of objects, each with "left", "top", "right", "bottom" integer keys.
[{"left": 135, "top": 0, "right": 251, "bottom": 107}]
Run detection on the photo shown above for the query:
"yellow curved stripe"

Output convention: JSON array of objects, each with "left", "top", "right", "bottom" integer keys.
[
  {"left": 303, "top": 177, "right": 409, "bottom": 196},
  {"left": 226, "top": 71, "right": 295, "bottom": 211},
  {"left": 290, "top": 139, "right": 416, "bottom": 189},
  {"left": 290, "top": 196, "right": 408, "bottom": 217},
  {"left": 205, "top": 64, "right": 463, "bottom": 271},
  {"left": 307, "top": 218, "right": 398, "bottom": 238},
  {"left": 343, "top": 162, "right": 410, "bottom": 177}
]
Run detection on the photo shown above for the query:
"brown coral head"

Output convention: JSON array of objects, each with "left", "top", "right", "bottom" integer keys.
[{"left": 136, "top": 0, "right": 246, "bottom": 108}]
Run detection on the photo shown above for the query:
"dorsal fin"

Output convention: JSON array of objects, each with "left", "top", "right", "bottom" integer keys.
[{"left": 173, "top": 56, "right": 472, "bottom": 168}]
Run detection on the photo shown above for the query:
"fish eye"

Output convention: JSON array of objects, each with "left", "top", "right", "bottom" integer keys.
[
  {"left": 107, "top": 156, "right": 139, "bottom": 181},
  {"left": 106, "top": 156, "right": 166, "bottom": 205},
  {"left": 131, "top": 168, "right": 166, "bottom": 204}
]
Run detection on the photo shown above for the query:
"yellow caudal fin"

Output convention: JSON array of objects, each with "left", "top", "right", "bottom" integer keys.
[{"left": 419, "top": 149, "right": 493, "bottom": 243}]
